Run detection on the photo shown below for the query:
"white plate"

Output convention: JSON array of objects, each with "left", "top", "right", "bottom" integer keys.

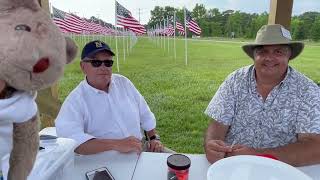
[{"left": 207, "top": 155, "right": 312, "bottom": 180}]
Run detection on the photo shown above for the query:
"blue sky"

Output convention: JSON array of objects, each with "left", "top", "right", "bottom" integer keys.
[{"left": 50, "top": 0, "right": 320, "bottom": 25}]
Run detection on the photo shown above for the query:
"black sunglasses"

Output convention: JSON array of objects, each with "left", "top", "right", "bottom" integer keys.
[{"left": 84, "top": 60, "right": 114, "bottom": 68}]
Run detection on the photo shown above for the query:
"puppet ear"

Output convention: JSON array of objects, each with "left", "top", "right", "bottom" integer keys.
[
  {"left": 65, "top": 37, "right": 78, "bottom": 64},
  {"left": 0, "top": 0, "right": 41, "bottom": 11}
]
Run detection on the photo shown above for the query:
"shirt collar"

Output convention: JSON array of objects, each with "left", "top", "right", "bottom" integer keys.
[
  {"left": 251, "top": 66, "right": 291, "bottom": 86},
  {"left": 83, "top": 75, "right": 114, "bottom": 94},
  {"left": 280, "top": 66, "right": 291, "bottom": 85}
]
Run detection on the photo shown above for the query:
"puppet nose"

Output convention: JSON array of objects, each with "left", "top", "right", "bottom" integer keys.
[{"left": 33, "top": 58, "right": 50, "bottom": 73}]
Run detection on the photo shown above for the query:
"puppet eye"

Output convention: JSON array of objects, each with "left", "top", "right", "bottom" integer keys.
[{"left": 15, "top": 24, "right": 31, "bottom": 32}]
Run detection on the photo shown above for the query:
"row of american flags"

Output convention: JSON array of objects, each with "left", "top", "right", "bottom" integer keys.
[
  {"left": 53, "top": 6, "right": 115, "bottom": 35},
  {"left": 52, "top": 1, "right": 201, "bottom": 36},
  {"left": 147, "top": 8, "right": 202, "bottom": 37}
]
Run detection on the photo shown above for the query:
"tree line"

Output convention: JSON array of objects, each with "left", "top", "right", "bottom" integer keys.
[{"left": 147, "top": 4, "right": 320, "bottom": 41}]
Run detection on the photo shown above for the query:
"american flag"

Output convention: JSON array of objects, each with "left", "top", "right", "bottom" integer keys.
[
  {"left": 52, "top": 7, "right": 68, "bottom": 32},
  {"left": 116, "top": 1, "right": 146, "bottom": 34},
  {"left": 165, "top": 23, "right": 174, "bottom": 36},
  {"left": 90, "top": 17, "right": 115, "bottom": 35},
  {"left": 185, "top": 9, "right": 201, "bottom": 35},
  {"left": 176, "top": 21, "right": 185, "bottom": 35},
  {"left": 82, "top": 18, "right": 96, "bottom": 34},
  {"left": 52, "top": 6, "right": 84, "bottom": 34},
  {"left": 100, "top": 21, "right": 116, "bottom": 35}
]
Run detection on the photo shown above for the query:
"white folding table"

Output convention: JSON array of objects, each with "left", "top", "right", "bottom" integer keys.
[{"left": 39, "top": 127, "right": 320, "bottom": 180}]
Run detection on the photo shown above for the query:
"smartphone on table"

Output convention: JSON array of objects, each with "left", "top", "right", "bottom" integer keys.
[{"left": 86, "top": 167, "right": 115, "bottom": 180}]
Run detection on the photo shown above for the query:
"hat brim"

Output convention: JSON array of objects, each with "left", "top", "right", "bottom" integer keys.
[
  {"left": 85, "top": 48, "right": 115, "bottom": 59},
  {"left": 242, "top": 42, "right": 304, "bottom": 60}
]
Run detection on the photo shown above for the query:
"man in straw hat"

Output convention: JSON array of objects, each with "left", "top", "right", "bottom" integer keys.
[{"left": 204, "top": 24, "right": 320, "bottom": 166}]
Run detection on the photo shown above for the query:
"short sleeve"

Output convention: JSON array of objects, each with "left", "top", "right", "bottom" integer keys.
[
  {"left": 204, "top": 72, "right": 237, "bottom": 125},
  {"left": 55, "top": 95, "right": 96, "bottom": 147}
]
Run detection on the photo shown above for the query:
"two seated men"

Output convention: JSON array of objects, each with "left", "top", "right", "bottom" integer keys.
[{"left": 56, "top": 24, "right": 320, "bottom": 167}]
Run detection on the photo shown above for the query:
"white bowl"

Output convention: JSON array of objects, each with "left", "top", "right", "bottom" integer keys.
[{"left": 207, "top": 155, "right": 312, "bottom": 180}]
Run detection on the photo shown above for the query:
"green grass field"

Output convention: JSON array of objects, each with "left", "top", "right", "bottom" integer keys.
[{"left": 56, "top": 36, "right": 320, "bottom": 153}]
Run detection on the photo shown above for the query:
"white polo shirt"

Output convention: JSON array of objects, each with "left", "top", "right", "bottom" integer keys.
[
  {"left": 55, "top": 74, "right": 156, "bottom": 147},
  {"left": 0, "top": 91, "right": 37, "bottom": 168}
]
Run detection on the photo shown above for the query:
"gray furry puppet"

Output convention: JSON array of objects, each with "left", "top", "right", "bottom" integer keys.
[{"left": 0, "top": 0, "right": 77, "bottom": 179}]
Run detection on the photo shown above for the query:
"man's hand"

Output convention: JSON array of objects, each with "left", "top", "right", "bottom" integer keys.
[
  {"left": 148, "top": 140, "right": 163, "bottom": 152},
  {"left": 226, "top": 144, "right": 257, "bottom": 157},
  {"left": 205, "top": 140, "right": 232, "bottom": 163},
  {"left": 115, "top": 136, "right": 142, "bottom": 154}
]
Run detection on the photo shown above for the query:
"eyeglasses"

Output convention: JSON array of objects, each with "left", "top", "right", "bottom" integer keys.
[{"left": 84, "top": 60, "right": 114, "bottom": 68}]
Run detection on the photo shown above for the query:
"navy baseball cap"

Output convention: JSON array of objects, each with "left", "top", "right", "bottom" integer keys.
[{"left": 81, "top": 40, "right": 115, "bottom": 60}]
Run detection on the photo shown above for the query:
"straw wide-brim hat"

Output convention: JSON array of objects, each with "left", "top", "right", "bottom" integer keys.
[{"left": 242, "top": 24, "right": 304, "bottom": 60}]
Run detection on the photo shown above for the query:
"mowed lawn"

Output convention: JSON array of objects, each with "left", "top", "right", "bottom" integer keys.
[{"left": 57, "top": 36, "right": 320, "bottom": 153}]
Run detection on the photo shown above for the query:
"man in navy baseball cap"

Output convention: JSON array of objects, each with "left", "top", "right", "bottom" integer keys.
[
  {"left": 81, "top": 40, "right": 115, "bottom": 60},
  {"left": 56, "top": 39, "right": 175, "bottom": 155}
]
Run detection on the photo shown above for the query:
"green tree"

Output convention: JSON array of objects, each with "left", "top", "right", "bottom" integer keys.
[
  {"left": 192, "top": 4, "right": 206, "bottom": 21},
  {"left": 175, "top": 8, "right": 184, "bottom": 23},
  {"left": 209, "top": 22, "right": 223, "bottom": 37},
  {"left": 148, "top": 6, "right": 176, "bottom": 29},
  {"left": 164, "top": 6, "right": 176, "bottom": 18},
  {"left": 207, "top": 8, "right": 221, "bottom": 19},
  {"left": 247, "top": 12, "right": 268, "bottom": 38},
  {"left": 311, "top": 17, "right": 320, "bottom": 41},
  {"left": 148, "top": 6, "right": 165, "bottom": 28},
  {"left": 221, "top": 10, "right": 234, "bottom": 37},
  {"left": 299, "top": 12, "right": 320, "bottom": 39},
  {"left": 147, "top": 5, "right": 319, "bottom": 40},
  {"left": 206, "top": 8, "right": 223, "bottom": 37},
  {"left": 291, "top": 18, "right": 305, "bottom": 40}
]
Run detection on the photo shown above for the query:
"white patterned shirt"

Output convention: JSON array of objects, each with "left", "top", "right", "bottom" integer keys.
[
  {"left": 55, "top": 74, "right": 156, "bottom": 147},
  {"left": 205, "top": 65, "right": 320, "bottom": 148}
]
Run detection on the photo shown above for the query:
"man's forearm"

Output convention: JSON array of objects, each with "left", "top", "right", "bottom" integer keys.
[
  {"left": 204, "top": 120, "right": 229, "bottom": 146},
  {"left": 204, "top": 120, "right": 231, "bottom": 163},
  {"left": 8, "top": 116, "right": 39, "bottom": 180},
  {"left": 75, "top": 138, "right": 120, "bottom": 155},
  {"left": 257, "top": 137, "right": 320, "bottom": 166}
]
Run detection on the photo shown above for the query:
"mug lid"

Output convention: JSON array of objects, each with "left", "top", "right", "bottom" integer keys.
[{"left": 167, "top": 154, "right": 191, "bottom": 170}]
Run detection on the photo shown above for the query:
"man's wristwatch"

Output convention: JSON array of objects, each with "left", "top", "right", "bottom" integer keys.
[{"left": 149, "top": 134, "right": 160, "bottom": 141}]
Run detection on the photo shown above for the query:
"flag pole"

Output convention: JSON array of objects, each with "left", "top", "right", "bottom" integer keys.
[
  {"left": 160, "top": 22, "right": 162, "bottom": 49},
  {"left": 115, "top": 1, "right": 120, "bottom": 72},
  {"left": 163, "top": 18, "right": 166, "bottom": 52},
  {"left": 174, "top": 11, "right": 176, "bottom": 60},
  {"left": 158, "top": 24, "right": 160, "bottom": 48},
  {"left": 126, "top": 29, "right": 129, "bottom": 55},
  {"left": 167, "top": 16, "right": 170, "bottom": 54},
  {"left": 123, "top": 28, "right": 126, "bottom": 62},
  {"left": 184, "top": 7, "right": 188, "bottom": 66},
  {"left": 157, "top": 24, "right": 159, "bottom": 47},
  {"left": 156, "top": 24, "right": 158, "bottom": 47}
]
